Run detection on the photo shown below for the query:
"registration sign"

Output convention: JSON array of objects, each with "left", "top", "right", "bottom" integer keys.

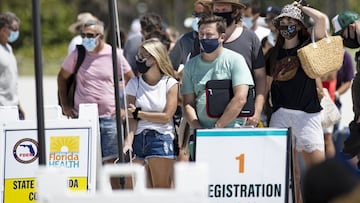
[{"left": 195, "top": 128, "right": 290, "bottom": 203}]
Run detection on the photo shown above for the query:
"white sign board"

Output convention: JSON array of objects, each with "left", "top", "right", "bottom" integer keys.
[
  {"left": 0, "top": 119, "right": 98, "bottom": 203},
  {"left": 196, "top": 128, "right": 290, "bottom": 203}
]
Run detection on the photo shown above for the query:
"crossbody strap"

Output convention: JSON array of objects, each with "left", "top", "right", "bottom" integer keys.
[{"left": 74, "top": 45, "right": 86, "bottom": 74}]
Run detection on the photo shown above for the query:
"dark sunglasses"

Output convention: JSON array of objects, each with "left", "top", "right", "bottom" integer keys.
[
  {"left": 80, "top": 32, "right": 99, "bottom": 38},
  {"left": 192, "top": 11, "right": 207, "bottom": 18},
  {"left": 135, "top": 55, "right": 147, "bottom": 63}
]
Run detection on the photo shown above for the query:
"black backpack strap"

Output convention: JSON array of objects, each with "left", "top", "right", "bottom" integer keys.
[
  {"left": 190, "top": 32, "right": 201, "bottom": 59},
  {"left": 58, "top": 45, "right": 86, "bottom": 111},
  {"left": 74, "top": 45, "right": 85, "bottom": 74}
]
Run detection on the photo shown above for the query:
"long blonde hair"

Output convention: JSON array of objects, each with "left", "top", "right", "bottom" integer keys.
[{"left": 141, "top": 38, "right": 175, "bottom": 78}]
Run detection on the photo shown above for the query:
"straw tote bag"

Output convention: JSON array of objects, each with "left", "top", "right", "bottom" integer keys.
[{"left": 297, "top": 29, "right": 343, "bottom": 79}]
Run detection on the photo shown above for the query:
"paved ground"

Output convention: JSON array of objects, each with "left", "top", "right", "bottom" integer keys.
[
  {"left": 18, "top": 76, "right": 59, "bottom": 120},
  {"left": 18, "top": 76, "right": 355, "bottom": 129}
]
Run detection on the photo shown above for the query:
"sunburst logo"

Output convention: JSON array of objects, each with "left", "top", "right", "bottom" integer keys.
[
  {"left": 48, "top": 136, "right": 80, "bottom": 168},
  {"left": 50, "top": 136, "right": 79, "bottom": 152}
]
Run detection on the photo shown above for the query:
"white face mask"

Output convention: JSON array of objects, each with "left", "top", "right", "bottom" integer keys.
[
  {"left": 242, "top": 17, "right": 253, "bottom": 29},
  {"left": 191, "top": 17, "right": 200, "bottom": 32},
  {"left": 8, "top": 30, "right": 19, "bottom": 43},
  {"left": 82, "top": 37, "right": 97, "bottom": 52},
  {"left": 268, "top": 32, "right": 276, "bottom": 47}
]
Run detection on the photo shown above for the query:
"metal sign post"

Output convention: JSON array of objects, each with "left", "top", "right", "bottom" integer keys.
[{"left": 31, "top": 0, "right": 46, "bottom": 165}]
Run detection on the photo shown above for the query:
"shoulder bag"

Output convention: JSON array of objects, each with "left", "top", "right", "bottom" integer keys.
[
  {"left": 205, "top": 79, "right": 255, "bottom": 118},
  {"left": 297, "top": 29, "right": 343, "bottom": 79}
]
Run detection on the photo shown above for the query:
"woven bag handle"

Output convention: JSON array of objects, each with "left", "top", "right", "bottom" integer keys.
[{"left": 311, "top": 27, "right": 331, "bottom": 48}]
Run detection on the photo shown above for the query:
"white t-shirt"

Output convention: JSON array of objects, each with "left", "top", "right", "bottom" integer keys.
[
  {"left": 126, "top": 75, "right": 178, "bottom": 138},
  {"left": 0, "top": 44, "right": 18, "bottom": 106},
  {"left": 67, "top": 35, "right": 82, "bottom": 54},
  {"left": 254, "top": 26, "right": 270, "bottom": 42}
]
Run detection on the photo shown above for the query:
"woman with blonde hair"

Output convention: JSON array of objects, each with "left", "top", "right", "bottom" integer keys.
[{"left": 123, "top": 38, "right": 178, "bottom": 188}]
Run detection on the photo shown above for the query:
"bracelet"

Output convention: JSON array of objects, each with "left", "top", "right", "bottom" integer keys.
[
  {"left": 295, "top": 1, "right": 309, "bottom": 9},
  {"left": 300, "top": 0, "right": 310, "bottom": 8},
  {"left": 132, "top": 107, "right": 141, "bottom": 120},
  {"left": 299, "top": 0, "right": 309, "bottom": 7}
]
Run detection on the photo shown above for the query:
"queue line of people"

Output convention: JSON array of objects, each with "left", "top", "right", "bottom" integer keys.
[
  {"left": 55, "top": 1, "right": 360, "bottom": 200},
  {"left": 4, "top": 0, "right": 360, "bottom": 201}
]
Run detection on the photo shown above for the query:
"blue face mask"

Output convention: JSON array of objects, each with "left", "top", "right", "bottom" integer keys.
[
  {"left": 192, "top": 17, "right": 200, "bottom": 32},
  {"left": 200, "top": 38, "right": 219, "bottom": 53},
  {"left": 82, "top": 37, "right": 97, "bottom": 52},
  {"left": 242, "top": 17, "right": 253, "bottom": 29},
  {"left": 8, "top": 31, "right": 19, "bottom": 43}
]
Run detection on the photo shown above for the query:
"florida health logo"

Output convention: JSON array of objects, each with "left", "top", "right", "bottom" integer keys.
[
  {"left": 48, "top": 136, "right": 80, "bottom": 168},
  {"left": 13, "top": 138, "right": 39, "bottom": 164}
]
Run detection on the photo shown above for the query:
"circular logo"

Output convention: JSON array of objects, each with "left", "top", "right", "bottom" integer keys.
[{"left": 13, "top": 138, "right": 39, "bottom": 164}]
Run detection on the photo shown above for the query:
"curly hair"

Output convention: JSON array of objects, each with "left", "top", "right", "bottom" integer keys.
[{"left": 0, "top": 12, "right": 20, "bottom": 29}]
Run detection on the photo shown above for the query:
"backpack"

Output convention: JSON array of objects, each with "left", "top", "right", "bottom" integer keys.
[{"left": 58, "top": 45, "right": 86, "bottom": 113}]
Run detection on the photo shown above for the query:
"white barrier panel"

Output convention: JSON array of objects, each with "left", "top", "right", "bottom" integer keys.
[
  {"left": 0, "top": 106, "right": 19, "bottom": 121},
  {"left": 195, "top": 128, "right": 290, "bottom": 203},
  {"left": 37, "top": 163, "right": 209, "bottom": 203},
  {"left": 0, "top": 104, "right": 99, "bottom": 203}
]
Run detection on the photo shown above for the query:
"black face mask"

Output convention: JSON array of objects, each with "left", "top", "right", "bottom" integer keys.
[
  {"left": 136, "top": 60, "right": 152, "bottom": 74},
  {"left": 343, "top": 29, "right": 360, "bottom": 49},
  {"left": 213, "top": 11, "right": 234, "bottom": 26},
  {"left": 279, "top": 24, "right": 297, "bottom": 40}
]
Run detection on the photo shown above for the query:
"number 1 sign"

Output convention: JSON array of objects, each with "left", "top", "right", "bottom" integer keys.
[{"left": 195, "top": 128, "right": 290, "bottom": 203}]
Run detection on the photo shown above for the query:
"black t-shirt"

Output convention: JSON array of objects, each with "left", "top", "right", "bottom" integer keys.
[{"left": 266, "top": 45, "right": 322, "bottom": 113}]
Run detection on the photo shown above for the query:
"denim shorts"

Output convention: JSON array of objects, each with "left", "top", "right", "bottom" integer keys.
[
  {"left": 133, "top": 129, "right": 175, "bottom": 160},
  {"left": 99, "top": 116, "right": 119, "bottom": 160}
]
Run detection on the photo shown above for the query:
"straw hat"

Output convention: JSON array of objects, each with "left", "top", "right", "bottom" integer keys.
[
  {"left": 209, "top": 0, "right": 245, "bottom": 9},
  {"left": 273, "top": 4, "right": 304, "bottom": 29},
  {"left": 68, "top": 12, "right": 97, "bottom": 33}
]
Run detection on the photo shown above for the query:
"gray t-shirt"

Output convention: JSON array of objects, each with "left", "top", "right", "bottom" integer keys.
[
  {"left": 224, "top": 28, "right": 265, "bottom": 70},
  {"left": 169, "top": 31, "right": 197, "bottom": 70},
  {"left": 123, "top": 33, "right": 142, "bottom": 74}
]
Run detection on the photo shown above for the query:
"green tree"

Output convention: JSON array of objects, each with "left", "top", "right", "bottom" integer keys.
[{"left": 1, "top": 0, "right": 80, "bottom": 75}]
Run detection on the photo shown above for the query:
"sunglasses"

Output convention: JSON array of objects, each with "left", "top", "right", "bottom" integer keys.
[
  {"left": 135, "top": 55, "right": 147, "bottom": 63},
  {"left": 80, "top": 32, "right": 99, "bottom": 38},
  {"left": 192, "top": 11, "right": 207, "bottom": 18},
  {"left": 135, "top": 55, "right": 146, "bottom": 63}
]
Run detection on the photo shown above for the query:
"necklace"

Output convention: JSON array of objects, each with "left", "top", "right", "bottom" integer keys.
[{"left": 284, "top": 47, "right": 297, "bottom": 62}]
